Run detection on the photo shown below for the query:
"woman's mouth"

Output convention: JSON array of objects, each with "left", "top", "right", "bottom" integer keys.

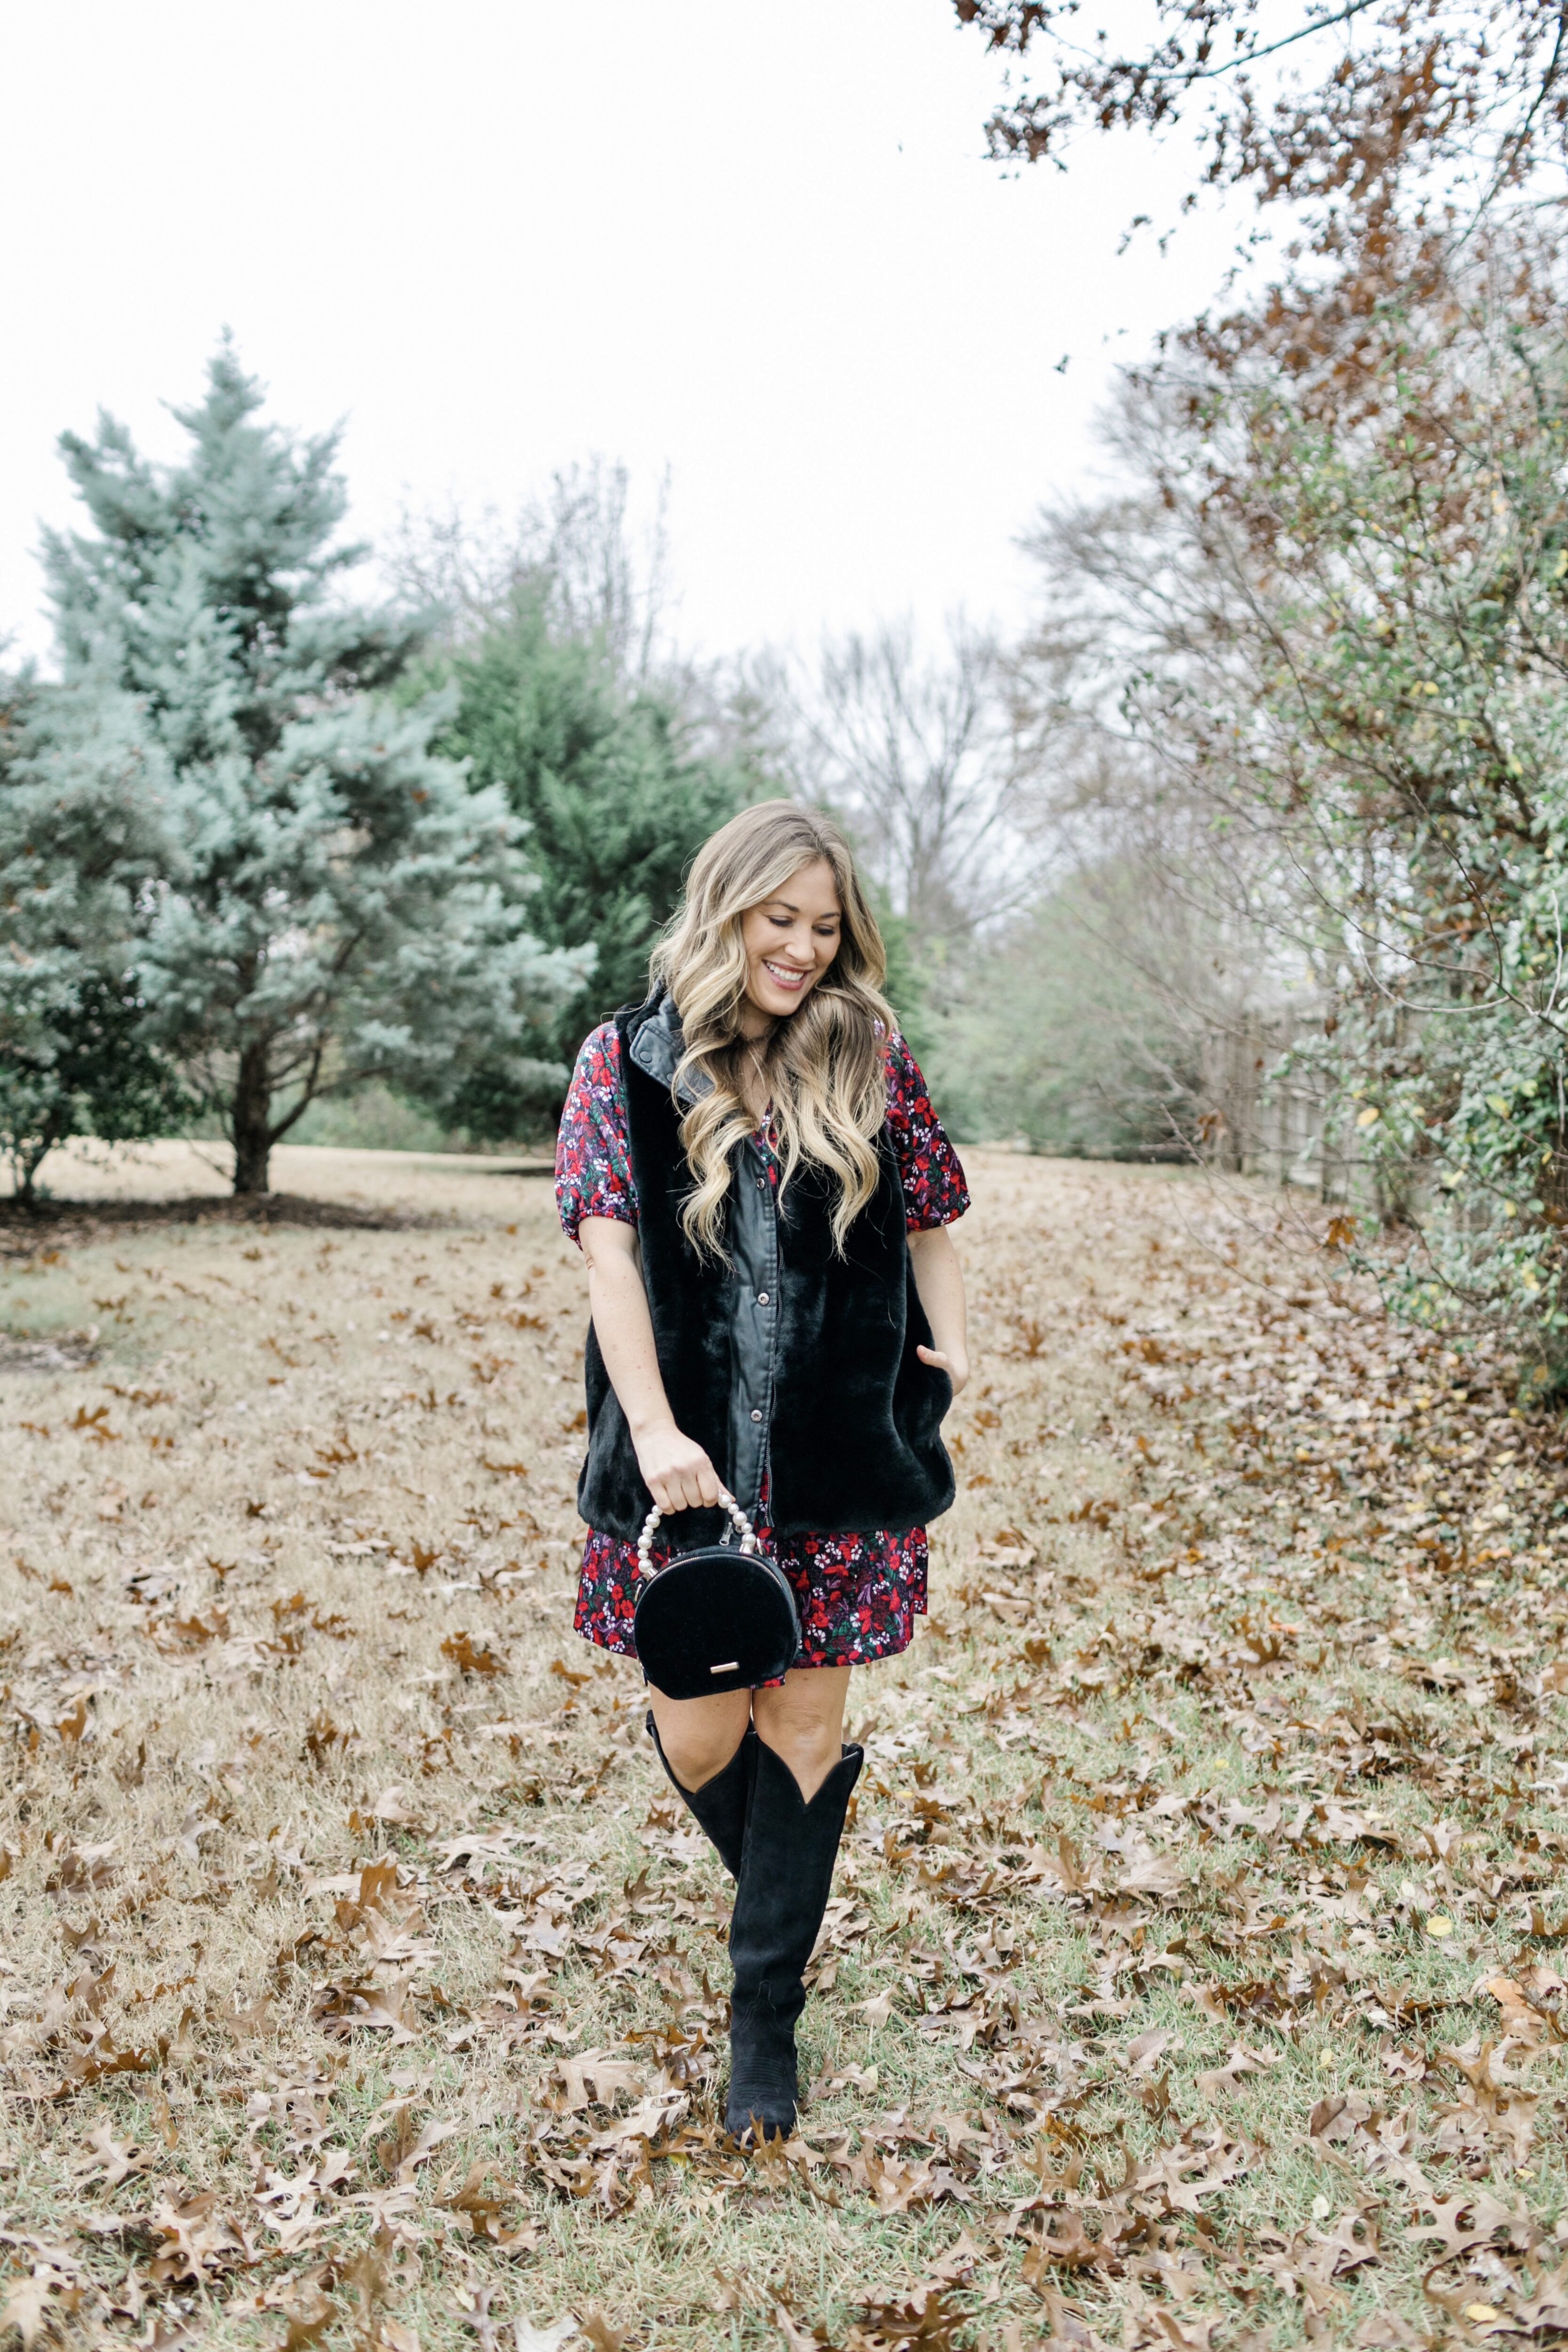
[{"left": 762, "top": 959, "right": 808, "bottom": 991}]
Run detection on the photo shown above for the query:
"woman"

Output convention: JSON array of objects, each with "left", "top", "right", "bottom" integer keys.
[{"left": 555, "top": 801, "right": 969, "bottom": 2140}]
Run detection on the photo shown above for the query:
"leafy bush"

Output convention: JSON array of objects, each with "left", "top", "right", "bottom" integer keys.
[{"left": 1027, "top": 234, "right": 1568, "bottom": 1382}]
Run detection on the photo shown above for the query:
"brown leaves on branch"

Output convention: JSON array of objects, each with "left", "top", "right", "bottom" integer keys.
[{"left": 952, "top": 0, "right": 1568, "bottom": 248}]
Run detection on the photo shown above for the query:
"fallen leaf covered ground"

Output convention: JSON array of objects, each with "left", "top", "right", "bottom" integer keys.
[{"left": 1, "top": 1141, "right": 1566, "bottom": 2352}]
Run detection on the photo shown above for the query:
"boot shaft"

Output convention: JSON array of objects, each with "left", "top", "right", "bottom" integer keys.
[
  {"left": 728, "top": 1740, "right": 863, "bottom": 2016},
  {"left": 645, "top": 1712, "right": 757, "bottom": 1880}
]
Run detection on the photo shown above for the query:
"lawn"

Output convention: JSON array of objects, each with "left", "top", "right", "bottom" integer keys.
[{"left": 1, "top": 1142, "right": 1565, "bottom": 2352}]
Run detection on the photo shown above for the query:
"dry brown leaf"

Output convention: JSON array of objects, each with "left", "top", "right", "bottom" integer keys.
[
  {"left": 442, "top": 1630, "right": 506, "bottom": 1677},
  {"left": 1120, "top": 2025, "right": 1180, "bottom": 2076},
  {"left": 1194, "top": 2042, "right": 1284, "bottom": 2099},
  {"left": 1479, "top": 1972, "right": 1563, "bottom": 2047},
  {"left": 1135, "top": 2127, "right": 1256, "bottom": 2213},
  {"left": 1509, "top": 2267, "right": 1568, "bottom": 2335},
  {"left": 1406, "top": 2185, "right": 1530, "bottom": 2257},
  {"left": 0, "top": 2272, "right": 67, "bottom": 2350},
  {"left": 73, "top": 2121, "right": 155, "bottom": 2187},
  {"left": 509, "top": 2321, "right": 578, "bottom": 2352},
  {"left": 1352, "top": 2317, "right": 1430, "bottom": 2349},
  {"left": 554, "top": 2050, "right": 646, "bottom": 2113}
]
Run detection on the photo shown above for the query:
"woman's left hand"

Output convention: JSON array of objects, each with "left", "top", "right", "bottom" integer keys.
[
  {"left": 917, "top": 1342, "right": 968, "bottom": 1396},
  {"left": 908, "top": 1226, "right": 969, "bottom": 1401}
]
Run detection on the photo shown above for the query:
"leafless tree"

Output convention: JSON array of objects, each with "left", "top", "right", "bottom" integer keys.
[
  {"left": 385, "top": 458, "right": 677, "bottom": 683},
  {"left": 762, "top": 614, "right": 1039, "bottom": 940},
  {"left": 1012, "top": 369, "right": 1327, "bottom": 977}
]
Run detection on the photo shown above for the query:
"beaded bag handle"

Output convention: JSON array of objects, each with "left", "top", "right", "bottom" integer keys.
[{"left": 635, "top": 1487, "right": 760, "bottom": 1581}]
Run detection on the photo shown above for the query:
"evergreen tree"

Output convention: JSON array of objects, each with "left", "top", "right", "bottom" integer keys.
[
  {"left": 435, "top": 593, "right": 748, "bottom": 1090},
  {"left": 0, "top": 677, "right": 188, "bottom": 1203},
  {"left": 43, "top": 348, "right": 583, "bottom": 1192}
]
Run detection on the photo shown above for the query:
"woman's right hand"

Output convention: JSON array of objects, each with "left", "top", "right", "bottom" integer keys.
[{"left": 633, "top": 1421, "right": 722, "bottom": 1516}]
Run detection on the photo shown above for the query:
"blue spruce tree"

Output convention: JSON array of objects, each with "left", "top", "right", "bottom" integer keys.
[{"left": 43, "top": 345, "right": 584, "bottom": 1192}]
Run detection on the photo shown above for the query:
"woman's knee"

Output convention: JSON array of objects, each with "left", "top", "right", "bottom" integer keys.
[
  {"left": 756, "top": 1666, "right": 848, "bottom": 1740},
  {"left": 648, "top": 1691, "right": 751, "bottom": 1791},
  {"left": 753, "top": 1669, "right": 849, "bottom": 1794}
]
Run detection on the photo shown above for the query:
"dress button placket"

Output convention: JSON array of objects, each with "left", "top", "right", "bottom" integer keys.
[{"left": 731, "top": 1136, "right": 781, "bottom": 1522}]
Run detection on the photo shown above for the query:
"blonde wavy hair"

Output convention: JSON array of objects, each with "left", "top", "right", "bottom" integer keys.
[{"left": 651, "top": 800, "right": 896, "bottom": 1260}]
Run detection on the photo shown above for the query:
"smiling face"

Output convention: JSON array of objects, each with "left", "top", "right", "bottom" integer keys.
[{"left": 737, "top": 856, "right": 844, "bottom": 1029}]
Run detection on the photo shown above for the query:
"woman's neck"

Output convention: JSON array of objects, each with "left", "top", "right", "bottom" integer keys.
[{"left": 734, "top": 1000, "right": 774, "bottom": 1044}]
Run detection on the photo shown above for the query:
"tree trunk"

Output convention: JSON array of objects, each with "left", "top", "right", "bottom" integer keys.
[
  {"left": 13, "top": 1111, "right": 67, "bottom": 1208},
  {"left": 231, "top": 1042, "right": 272, "bottom": 1194}
]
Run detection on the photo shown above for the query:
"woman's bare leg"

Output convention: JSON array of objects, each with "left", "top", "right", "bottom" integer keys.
[
  {"left": 646, "top": 1666, "right": 850, "bottom": 1799},
  {"left": 751, "top": 1665, "right": 851, "bottom": 1802},
  {"left": 646, "top": 1684, "right": 754, "bottom": 1792}
]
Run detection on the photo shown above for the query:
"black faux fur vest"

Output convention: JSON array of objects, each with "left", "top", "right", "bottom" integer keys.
[{"left": 574, "top": 992, "right": 955, "bottom": 1543}]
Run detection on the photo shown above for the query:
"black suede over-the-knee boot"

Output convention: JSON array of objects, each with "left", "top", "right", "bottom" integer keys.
[
  {"left": 645, "top": 1710, "right": 757, "bottom": 1881},
  {"left": 725, "top": 1737, "right": 863, "bottom": 2141}
]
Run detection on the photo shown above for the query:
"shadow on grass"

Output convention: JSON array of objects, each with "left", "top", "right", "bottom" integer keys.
[
  {"left": 0, "top": 1191, "right": 445, "bottom": 1253},
  {"left": 0, "top": 1332, "right": 102, "bottom": 1375},
  {"left": 0, "top": 1160, "right": 557, "bottom": 1255}
]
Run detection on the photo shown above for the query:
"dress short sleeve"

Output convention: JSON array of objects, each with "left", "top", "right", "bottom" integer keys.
[
  {"left": 884, "top": 1034, "right": 970, "bottom": 1232},
  {"left": 555, "top": 1024, "right": 639, "bottom": 1246}
]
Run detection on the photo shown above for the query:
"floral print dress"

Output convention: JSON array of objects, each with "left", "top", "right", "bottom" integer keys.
[{"left": 556, "top": 1024, "right": 969, "bottom": 1669}]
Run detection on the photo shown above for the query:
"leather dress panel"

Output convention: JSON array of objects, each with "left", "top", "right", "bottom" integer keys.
[{"left": 627, "top": 1000, "right": 781, "bottom": 1519}]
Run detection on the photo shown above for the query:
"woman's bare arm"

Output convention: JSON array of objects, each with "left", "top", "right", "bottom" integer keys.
[
  {"left": 907, "top": 1223, "right": 969, "bottom": 1397},
  {"left": 577, "top": 1217, "right": 722, "bottom": 1513}
]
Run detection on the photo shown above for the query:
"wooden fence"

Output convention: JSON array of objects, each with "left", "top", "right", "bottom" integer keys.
[{"left": 1200, "top": 1002, "right": 1366, "bottom": 1202}]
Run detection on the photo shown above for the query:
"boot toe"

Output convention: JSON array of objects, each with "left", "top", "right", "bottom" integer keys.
[
  {"left": 727, "top": 1998, "right": 798, "bottom": 2143},
  {"left": 726, "top": 2097, "right": 794, "bottom": 2142}
]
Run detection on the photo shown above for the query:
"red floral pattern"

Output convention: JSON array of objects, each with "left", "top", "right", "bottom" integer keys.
[{"left": 557, "top": 1020, "right": 968, "bottom": 1672}]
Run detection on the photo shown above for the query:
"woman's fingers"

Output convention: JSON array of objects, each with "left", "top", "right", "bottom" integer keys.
[
  {"left": 917, "top": 1341, "right": 967, "bottom": 1395},
  {"left": 639, "top": 1432, "right": 722, "bottom": 1518},
  {"left": 672, "top": 1451, "right": 719, "bottom": 1511}
]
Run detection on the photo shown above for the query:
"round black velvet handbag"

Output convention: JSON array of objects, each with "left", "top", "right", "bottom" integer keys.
[{"left": 631, "top": 1489, "right": 800, "bottom": 1699}]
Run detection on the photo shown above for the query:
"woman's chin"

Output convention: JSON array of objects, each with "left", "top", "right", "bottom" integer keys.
[{"left": 748, "top": 978, "right": 810, "bottom": 1018}]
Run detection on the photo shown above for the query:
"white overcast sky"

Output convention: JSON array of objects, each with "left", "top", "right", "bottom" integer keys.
[{"left": 1, "top": 2, "right": 1254, "bottom": 671}]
